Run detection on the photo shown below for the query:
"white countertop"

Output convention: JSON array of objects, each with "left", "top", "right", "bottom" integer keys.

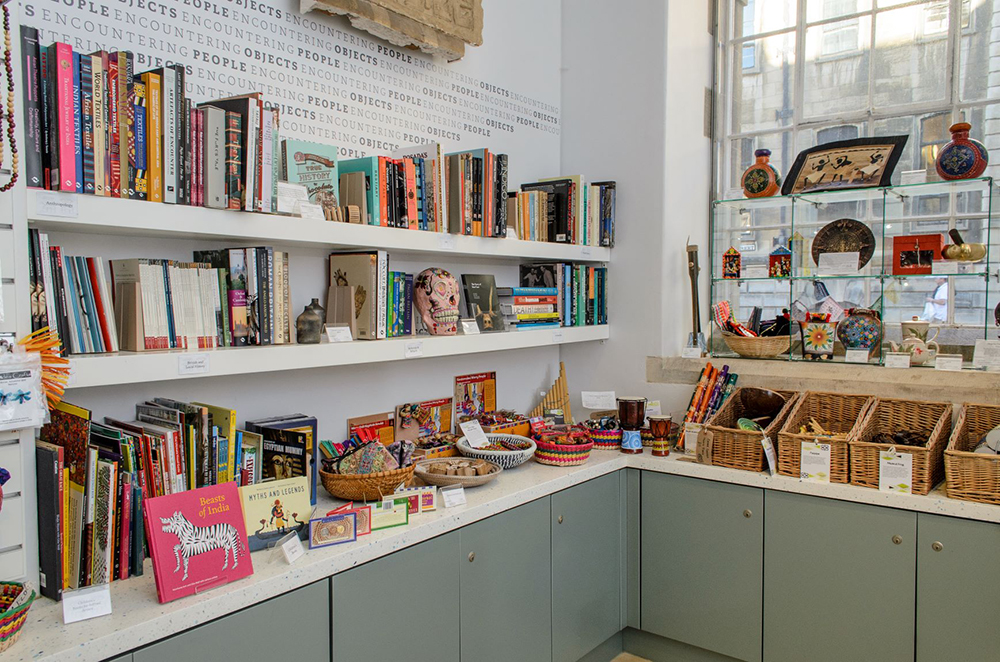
[{"left": 12, "top": 451, "right": 1000, "bottom": 662}]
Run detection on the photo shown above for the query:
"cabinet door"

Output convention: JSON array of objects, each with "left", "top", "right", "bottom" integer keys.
[
  {"left": 764, "top": 491, "right": 915, "bottom": 662},
  {"left": 134, "top": 580, "right": 329, "bottom": 662},
  {"left": 917, "top": 513, "right": 1000, "bottom": 661},
  {"left": 333, "top": 531, "right": 460, "bottom": 662},
  {"left": 551, "top": 472, "right": 621, "bottom": 662},
  {"left": 461, "top": 497, "right": 551, "bottom": 662},
  {"left": 641, "top": 472, "right": 763, "bottom": 662},
  {"left": 105, "top": 656, "right": 132, "bottom": 662}
]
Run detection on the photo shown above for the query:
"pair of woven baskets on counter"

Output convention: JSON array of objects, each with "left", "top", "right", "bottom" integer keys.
[{"left": 704, "top": 388, "right": 975, "bottom": 497}]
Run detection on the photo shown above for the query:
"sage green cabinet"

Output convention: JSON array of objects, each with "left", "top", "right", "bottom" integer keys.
[
  {"left": 133, "top": 580, "right": 329, "bottom": 662},
  {"left": 763, "top": 491, "right": 916, "bottom": 662},
  {"left": 332, "top": 531, "right": 460, "bottom": 662},
  {"left": 641, "top": 472, "right": 764, "bottom": 662},
  {"left": 551, "top": 473, "right": 621, "bottom": 662},
  {"left": 917, "top": 513, "right": 1000, "bottom": 661},
  {"left": 460, "top": 497, "right": 551, "bottom": 662}
]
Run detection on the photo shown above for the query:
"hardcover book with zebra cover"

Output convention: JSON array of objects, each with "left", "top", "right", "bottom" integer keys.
[{"left": 144, "top": 482, "right": 253, "bottom": 603}]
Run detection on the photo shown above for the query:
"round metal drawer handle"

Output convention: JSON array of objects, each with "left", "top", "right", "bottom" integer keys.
[
  {"left": 743, "top": 509, "right": 752, "bottom": 518},
  {"left": 892, "top": 535, "right": 902, "bottom": 545},
  {"left": 932, "top": 541, "right": 944, "bottom": 552},
  {"left": 468, "top": 552, "right": 475, "bottom": 562},
  {"left": 558, "top": 515, "right": 564, "bottom": 524}
]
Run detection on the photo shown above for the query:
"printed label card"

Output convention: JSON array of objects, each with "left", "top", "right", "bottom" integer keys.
[{"left": 800, "top": 441, "right": 831, "bottom": 483}]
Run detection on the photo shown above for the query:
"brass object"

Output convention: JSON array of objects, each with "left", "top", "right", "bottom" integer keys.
[
  {"left": 812, "top": 218, "right": 876, "bottom": 269},
  {"left": 468, "top": 552, "right": 475, "bottom": 562},
  {"left": 931, "top": 541, "right": 944, "bottom": 552},
  {"left": 743, "top": 509, "right": 752, "bottom": 519},
  {"left": 892, "top": 535, "right": 902, "bottom": 545},
  {"left": 942, "top": 229, "right": 986, "bottom": 262}
]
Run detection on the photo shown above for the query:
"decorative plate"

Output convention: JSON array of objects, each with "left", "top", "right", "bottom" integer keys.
[{"left": 811, "top": 219, "right": 876, "bottom": 269}]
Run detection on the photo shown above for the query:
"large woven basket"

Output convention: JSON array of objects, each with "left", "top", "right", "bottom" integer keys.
[
  {"left": 320, "top": 465, "right": 415, "bottom": 501},
  {"left": 850, "top": 397, "right": 952, "bottom": 495},
  {"left": 456, "top": 434, "right": 536, "bottom": 469},
  {"left": 590, "top": 429, "right": 622, "bottom": 450},
  {"left": 0, "top": 583, "right": 35, "bottom": 653},
  {"left": 706, "top": 388, "right": 799, "bottom": 472},
  {"left": 534, "top": 439, "right": 594, "bottom": 466},
  {"left": 722, "top": 332, "right": 790, "bottom": 358},
  {"left": 777, "top": 391, "right": 874, "bottom": 483},
  {"left": 944, "top": 403, "right": 1000, "bottom": 504}
]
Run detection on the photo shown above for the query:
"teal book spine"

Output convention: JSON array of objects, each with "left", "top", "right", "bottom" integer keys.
[{"left": 339, "top": 156, "right": 380, "bottom": 226}]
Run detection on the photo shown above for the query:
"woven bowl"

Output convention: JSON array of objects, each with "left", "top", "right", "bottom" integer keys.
[
  {"left": 0, "top": 583, "right": 35, "bottom": 654},
  {"left": 590, "top": 429, "right": 622, "bottom": 450},
  {"left": 534, "top": 439, "right": 594, "bottom": 467},
  {"left": 320, "top": 465, "right": 414, "bottom": 501},
  {"left": 722, "top": 332, "right": 790, "bottom": 358},
  {"left": 414, "top": 458, "right": 503, "bottom": 488},
  {"left": 456, "top": 434, "right": 537, "bottom": 469}
]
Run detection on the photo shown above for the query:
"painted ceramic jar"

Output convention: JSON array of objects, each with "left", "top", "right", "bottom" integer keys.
[
  {"left": 741, "top": 149, "right": 782, "bottom": 198},
  {"left": 836, "top": 308, "right": 882, "bottom": 352},
  {"left": 936, "top": 123, "right": 989, "bottom": 181}
]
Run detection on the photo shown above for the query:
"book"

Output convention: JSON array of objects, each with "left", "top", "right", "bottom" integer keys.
[
  {"left": 47, "top": 42, "right": 76, "bottom": 192},
  {"left": 339, "top": 156, "right": 380, "bottom": 225},
  {"left": 71, "top": 52, "right": 82, "bottom": 193},
  {"left": 281, "top": 139, "right": 339, "bottom": 218},
  {"left": 131, "top": 80, "right": 147, "bottom": 200},
  {"left": 224, "top": 111, "right": 242, "bottom": 210},
  {"left": 347, "top": 412, "right": 395, "bottom": 445},
  {"left": 462, "top": 274, "right": 505, "bottom": 333},
  {"left": 20, "top": 26, "right": 44, "bottom": 188},
  {"left": 259, "top": 427, "right": 308, "bottom": 483},
  {"left": 201, "top": 105, "right": 226, "bottom": 209},
  {"left": 201, "top": 94, "right": 259, "bottom": 210},
  {"left": 239, "top": 476, "right": 310, "bottom": 552},
  {"left": 35, "top": 441, "right": 65, "bottom": 600},
  {"left": 144, "top": 482, "right": 253, "bottom": 603},
  {"left": 394, "top": 398, "right": 453, "bottom": 444},
  {"left": 327, "top": 251, "right": 386, "bottom": 341},
  {"left": 90, "top": 53, "right": 106, "bottom": 196},
  {"left": 454, "top": 372, "right": 497, "bottom": 428}
]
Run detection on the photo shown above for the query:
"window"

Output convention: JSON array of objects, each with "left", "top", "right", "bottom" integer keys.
[{"left": 821, "top": 0, "right": 860, "bottom": 56}]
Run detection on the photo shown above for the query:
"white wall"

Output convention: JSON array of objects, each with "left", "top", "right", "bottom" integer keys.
[{"left": 559, "top": 0, "right": 714, "bottom": 421}]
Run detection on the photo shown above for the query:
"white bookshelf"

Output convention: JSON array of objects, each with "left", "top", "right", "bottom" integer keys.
[
  {"left": 26, "top": 191, "right": 612, "bottom": 263},
  {"left": 66, "top": 325, "right": 610, "bottom": 388}
]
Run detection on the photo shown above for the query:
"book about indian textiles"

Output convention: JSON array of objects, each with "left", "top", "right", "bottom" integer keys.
[{"left": 239, "top": 476, "right": 310, "bottom": 552}]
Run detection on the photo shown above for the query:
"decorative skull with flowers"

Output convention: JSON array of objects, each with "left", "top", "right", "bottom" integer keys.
[{"left": 414, "top": 268, "right": 460, "bottom": 335}]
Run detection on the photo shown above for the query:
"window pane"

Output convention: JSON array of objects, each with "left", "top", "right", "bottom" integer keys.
[
  {"left": 806, "top": 0, "right": 873, "bottom": 24},
  {"left": 804, "top": 16, "right": 872, "bottom": 118},
  {"left": 732, "top": 32, "right": 796, "bottom": 133},
  {"left": 728, "top": 132, "right": 794, "bottom": 194},
  {"left": 735, "top": 0, "right": 798, "bottom": 38},
  {"left": 872, "top": 3, "right": 950, "bottom": 109},
  {"left": 959, "top": 0, "right": 994, "bottom": 102}
]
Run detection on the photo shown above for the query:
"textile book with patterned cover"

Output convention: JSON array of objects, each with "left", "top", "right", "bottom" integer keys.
[{"left": 144, "top": 482, "right": 253, "bottom": 603}]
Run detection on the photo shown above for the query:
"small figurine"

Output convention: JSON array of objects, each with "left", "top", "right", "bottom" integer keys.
[
  {"left": 722, "top": 247, "right": 742, "bottom": 280},
  {"left": 768, "top": 245, "right": 792, "bottom": 278}
]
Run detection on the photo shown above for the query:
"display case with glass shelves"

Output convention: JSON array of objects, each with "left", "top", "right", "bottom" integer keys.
[{"left": 709, "top": 177, "right": 996, "bottom": 368}]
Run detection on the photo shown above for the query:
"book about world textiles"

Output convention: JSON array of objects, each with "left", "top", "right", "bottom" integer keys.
[
  {"left": 239, "top": 476, "right": 310, "bottom": 552},
  {"left": 144, "top": 482, "right": 253, "bottom": 603}
]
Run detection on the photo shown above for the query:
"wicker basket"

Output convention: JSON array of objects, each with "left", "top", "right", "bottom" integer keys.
[
  {"left": 320, "top": 465, "right": 415, "bottom": 501},
  {"left": 706, "top": 388, "right": 800, "bottom": 472},
  {"left": 0, "top": 583, "right": 35, "bottom": 653},
  {"left": 850, "top": 397, "right": 952, "bottom": 495},
  {"left": 944, "top": 404, "right": 1000, "bottom": 504},
  {"left": 777, "top": 391, "right": 874, "bottom": 483},
  {"left": 413, "top": 458, "right": 503, "bottom": 488},
  {"left": 534, "top": 439, "right": 594, "bottom": 466},
  {"left": 722, "top": 332, "right": 790, "bottom": 358},
  {"left": 590, "top": 429, "right": 622, "bottom": 450},
  {"left": 456, "top": 434, "right": 537, "bottom": 469}
]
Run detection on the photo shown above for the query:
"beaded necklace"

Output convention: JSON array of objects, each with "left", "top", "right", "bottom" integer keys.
[{"left": 0, "top": 4, "right": 18, "bottom": 192}]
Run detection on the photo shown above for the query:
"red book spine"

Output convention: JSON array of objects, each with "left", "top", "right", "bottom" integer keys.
[
  {"left": 513, "top": 296, "right": 558, "bottom": 304},
  {"left": 255, "top": 98, "right": 264, "bottom": 212},
  {"left": 118, "top": 477, "right": 131, "bottom": 580},
  {"left": 404, "top": 158, "right": 417, "bottom": 229},
  {"left": 194, "top": 109, "right": 203, "bottom": 207},
  {"left": 53, "top": 43, "right": 76, "bottom": 192},
  {"left": 85, "top": 257, "right": 114, "bottom": 351},
  {"left": 107, "top": 56, "right": 120, "bottom": 197},
  {"left": 172, "top": 430, "right": 185, "bottom": 490}
]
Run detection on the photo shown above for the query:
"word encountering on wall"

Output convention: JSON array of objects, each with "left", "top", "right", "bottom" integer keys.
[{"left": 21, "top": 0, "right": 560, "bottom": 160}]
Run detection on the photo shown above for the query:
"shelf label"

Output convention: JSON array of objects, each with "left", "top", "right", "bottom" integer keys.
[
  {"left": 178, "top": 353, "right": 210, "bottom": 376},
  {"left": 403, "top": 341, "right": 424, "bottom": 359},
  {"left": 684, "top": 423, "right": 702, "bottom": 456},
  {"left": 438, "top": 234, "right": 456, "bottom": 250},
  {"left": 931, "top": 261, "right": 960, "bottom": 275},
  {"left": 552, "top": 330, "right": 565, "bottom": 343},
  {"left": 885, "top": 352, "right": 911, "bottom": 369},
  {"left": 279, "top": 532, "right": 306, "bottom": 564},
  {"left": 581, "top": 391, "right": 616, "bottom": 410},
  {"left": 441, "top": 485, "right": 467, "bottom": 508},
  {"left": 845, "top": 349, "right": 870, "bottom": 364},
  {"left": 935, "top": 354, "right": 963, "bottom": 372},
  {"left": 63, "top": 584, "right": 112, "bottom": 624},
  {"left": 681, "top": 346, "right": 703, "bottom": 359},
  {"left": 324, "top": 325, "right": 353, "bottom": 343},
  {"left": 800, "top": 441, "right": 831, "bottom": 483},
  {"left": 817, "top": 251, "right": 860, "bottom": 275},
  {"left": 459, "top": 420, "right": 490, "bottom": 448},
  {"left": 296, "top": 202, "right": 326, "bottom": 221},
  {"left": 879, "top": 449, "right": 913, "bottom": 494},
  {"left": 581, "top": 246, "right": 593, "bottom": 257},
  {"left": 973, "top": 340, "right": 1000, "bottom": 371},
  {"left": 35, "top": 190, "right": 78, "bottom": 218},
  {"left": 761, "top": 436, "right": 777, "bottom": 476},
  {"left": 276, "top": 182, "right": 309, "bottom": 214},
  {"left": 460, "top": 319, "right": 480, "bottom": 335},
  {"left": 743, "top": 265, "right": 768, "bottom": 279}
]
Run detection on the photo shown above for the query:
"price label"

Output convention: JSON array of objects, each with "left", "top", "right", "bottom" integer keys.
[
  {"left": 552, "top": 330, "right": 565, "bottom": 343},
  {"left": 36, "top": 190, "right": 78, "bottom": 218},
  {"left": 62, "top": 584, "right": 112, "bottom": 624},
  {"left": 581, "top": 391, "right": 616, "bottom": 410},
  {"left": 324, "top": 326, "right": 353, "bottom": 343},
  {"left": 646, "top": 400, "right": 662, "bottom": 417},
  {"left": 581, "top": 246, "right": 593, "bottom": 257},
  {"left": 459, "top": 420, "right": 490, "bottom": 448},
  {"left": 931, "top": 261, "right": 960, "bottom": 275},
  {"left": 973, "top": 340, "right": 1000, "bottom": 371},
  {"left": 439, "top": 234, "right": 456, "bottom": 250},
  {"left": 280, "top": 533, "right": 305, "bottom": 564},
  {"left": 845, "top": 349, "right": 870, "bottom": 364},
  {"left": 296, "top": 201, "right": 326, "bottom": 221},
  {"left": 681, "top": 346, "right": 703, "bottom": 359},
  {"left": 817, "top": 251, "right": 861, "bottom": 275},
  {"left": 684, "top": 422, "right": 702, "bottom": 456},
  {"left": 404, "top": 341, "right": 424, "bottom": 358},
  {"left": 441, "top": 485, "right": 467, "bottom": 508},
  {"left": 743, "top": 265, "right": 768, "bottom": 279},
  {"left": 761, "top": 436, "right": 777, "bottom": 476},
  {"left": 885, "top": 352, "right": 911, "bottom": 369},
  {"left": 879, "top": 449, "right": 913, "bottom": 494},
  {"left": 460, "top": 319, "right": 480, "bottom": 335},
  {"left": 935, "top": 354, "right": 963, "bottom": 371},
  {"left": 800, "top": 441, "right": 831, "bottom": 483},
  {"left": 178, "top": 353, "right": 210, "bottom": 375}
]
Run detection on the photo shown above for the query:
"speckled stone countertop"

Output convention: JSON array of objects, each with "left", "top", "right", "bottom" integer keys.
[{"left": 12, "top": 451, "right": 1000, "bottom": 662}]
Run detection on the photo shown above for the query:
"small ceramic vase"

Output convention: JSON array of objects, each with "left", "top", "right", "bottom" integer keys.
[
  {"left": 900, "top": 316, "right": 938, "bottom": 344},
  {"left": 836, "top": 308, "right": 882, "bottom": 352},
  {"left": 296, "top": 298, "right": 325, "bottom": 344},
  {"left": 741, "top": 149, "right": 782, "bottom": 198},
  {"left": 936, "top": 122, "right": 989, "bottom": 181}
]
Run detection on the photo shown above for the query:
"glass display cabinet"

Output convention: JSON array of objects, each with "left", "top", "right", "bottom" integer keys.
[{"left": 709, "top": 177, "right": 997, "bottom": 368}]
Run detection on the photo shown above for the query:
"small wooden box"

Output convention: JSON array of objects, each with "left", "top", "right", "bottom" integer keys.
[{"left": 892, "top": 234, "right": 944, "bottom": 275}]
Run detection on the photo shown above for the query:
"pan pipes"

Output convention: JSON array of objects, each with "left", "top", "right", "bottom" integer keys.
[{"left": 530, "top": 362, "right": 572, "bottom": 424}]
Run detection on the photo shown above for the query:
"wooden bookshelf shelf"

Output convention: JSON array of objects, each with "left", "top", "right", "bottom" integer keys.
[
  {"left": 26, "top": 191, "right": 611, "bottom": 263},
  {"left": 65, "top": 324, "right": 610, "bottom": 388}
]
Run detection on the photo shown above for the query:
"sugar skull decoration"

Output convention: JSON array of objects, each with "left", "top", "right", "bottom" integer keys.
[
  {"left": 415, "top": 268, "right": 461, "bottom": 335},
  {"left": 0, "top": 467, "right": 9, "bottom": 513}
]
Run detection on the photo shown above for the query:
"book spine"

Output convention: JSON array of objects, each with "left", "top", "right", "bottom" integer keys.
[
  {"left": 404, "top": 158, "right": 417, "bottom": 229},
  {"left": 142, "top": 73, "right": 162, "bottom": 202},
  {"left": 254, "top": 100, "right": 264, "bottom": 212},
  {"left": 132, "top": 81, "right": 147, "bottom": 200},
  {"left": 225, "top": 111, "right": 242, "bottom": 210},
  {"left": 51, "top": 43, "right": 76, "bottom": 192},
  {"left": 270, "top": 109, "right": 280, "bottom": 213},
  {"left": 258, "top": 248, "right": 271, "bottom": 345},
  {"left": 183, "top": 97, "right": 192, "bottom": 205},
  {"left": 89, "top": 55, "right": 104, "bottom": 195},
  {"left": 107, "top": 55, "right": 120, "bottom": 197},
  {"left": 20, "top": 27, "right": 44, "bottom": 188},
  {"left": 377, "top": 156, "right": 389, "bottom": 227},
  {"left": 72, "top": 53, "right": 83, "bottom": 193},
  {"left": 281, "top": 253, "right": 291, "bottom": 343},
  {"left": 404, "top": 273, "right": 413, "bottom": 335},
  {"left": 376, "top": 252, "right": 387, "bottom": 339},
  {"left": 203, "top": 107, "right": 225, "bottom": 209},
  {"left": 227, "top": 249, "right": 248, "bottom": 346},
  {"left": 260, "top": 108, "right": 273, "bottom": 213},
  {"left": 117, "top": 52, "right": 131, "bottom": 199},
  {"left": 79, "top": 55, "right": 94, "bottom": 194},
  {"left": 161, "top": 66, "right": 177, "bottom": 203},
  {"left": 173, "top": 65, "right": 187, "bottom": 205}
]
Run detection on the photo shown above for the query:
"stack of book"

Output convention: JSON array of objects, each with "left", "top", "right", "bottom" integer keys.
[
  {"left": 244, "top": 414, "right": 319, "bottom": 506},
  {"left": 387, "top": 271, "right": 415, "bottom": 337},
  {"left": 496, "top": 287, "right": 561, "bottom": 331},
  {"left": 519, "top": 263, "right": 609, "bottom": 326},
  {"left": 514, "top": 177, "right": 616, "bottom": 247},
  {"left": 446, "top": 148, "right": 509, "bottom": 237}
]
